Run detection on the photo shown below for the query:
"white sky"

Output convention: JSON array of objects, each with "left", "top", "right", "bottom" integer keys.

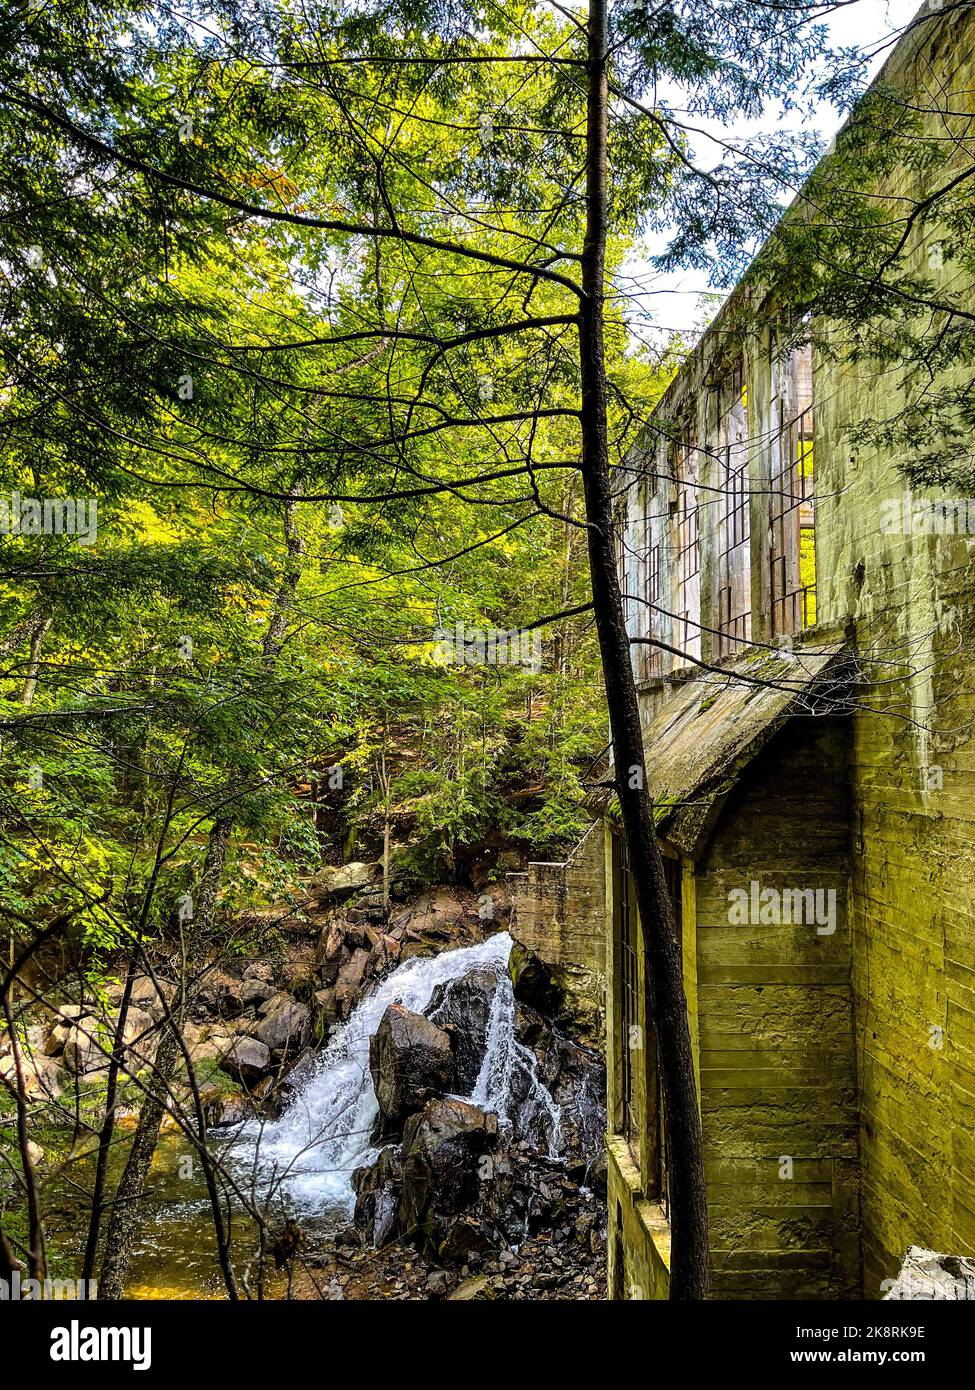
[{"left": 621, "top": 0, "right": 925, "bottom": 341}]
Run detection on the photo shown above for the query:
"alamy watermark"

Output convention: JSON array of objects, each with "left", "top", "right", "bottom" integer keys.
[
  {"left": 1, "top": 1270, "right": 97, "bottom": 1300},
  {"left": 0, "top": 491, "right": 97, "bottom": 545},
  {"left": 880, "top": 494, "right": 975, "bottom": 537},
  {"left": 728, "top": 880, "right": 837, "bottom": 935},
  {"left": 432, "top": 621, "right": 542, "bottom": 672}
]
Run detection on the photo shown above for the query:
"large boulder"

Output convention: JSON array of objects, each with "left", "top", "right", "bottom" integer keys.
[
  {"left": 405, "top": 889, "right": 467, "bottom": 941},
  {"left": 252, "top": 996, "right": 311, "bottom": 1059},
  {"left": 399, "top": 1097, "right": 498, "bottom": 1251},
  {"left": 61, "top": 1021, "right": 110, "bottom": 1078},
  {"left": 884, "top": 1247, "right": 975, "bottom": 1299},
  {"left": 241, "top": 977, "right": 276, "bottom": 1011},
  {"left": 118, "top": 1005, "right": 158, "bottom": 1070},
  {"left": 426, "top": 967, "right": 498, "bottom": 1094},
  {"left": 184, "top": 1021, "right": 235, "bottom": 1067},
  {"left": 0, "top": 1046, "right": 62, "bottom": 1101},
  {"left": 42, "top": 1003, "right": 92, "bottom": 1057},
  {"left": 369, "top": 1004, "right": 453, "bottom": 1127},
  {"left": 60, "top": 1005, "right": 156, "bottom": 1079},
  {"left": 309, "top": 861, "right": 381, "bottom": 902},
  {"left": 219, "top": 1035, "right": 272, "bottom": 1085},
  {"left": 199, "top": 1085, "right": 252, "bottom": 1129}
]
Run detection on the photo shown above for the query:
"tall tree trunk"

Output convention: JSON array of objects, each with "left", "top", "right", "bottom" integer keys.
[
  {"left": 578, "top": 0, "right": 709, "bottom": 1300},
  {"left": 96, "top": 818, "right": 232, "bottom": 1300},
  {"left": 20, "top": 615, "right": 51, "bottom": 706}
]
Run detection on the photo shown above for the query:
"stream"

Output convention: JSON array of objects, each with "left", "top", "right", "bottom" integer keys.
[{"left": 46, "top": 930, "right": 568, "bottom": 1297}]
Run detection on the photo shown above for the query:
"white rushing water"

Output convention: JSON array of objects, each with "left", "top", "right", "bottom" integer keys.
[{"left": 235, "top": 931, "right": 561, "bottom": 1213}]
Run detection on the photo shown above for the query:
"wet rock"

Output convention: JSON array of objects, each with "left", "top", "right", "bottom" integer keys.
[
  {"left": 200, "top": 1085, "right": 251, "bottom": 1128},
  {"left": 369, "top": 1004, "right": 453, "bottom": 1126},
  {"left": 353, "top": 1146, "right": 403, "bottom": 1247},
  {"left": 426, "top": 966, "right": 498, "bottom": 1093},
  {"left": 219, "top": 1035, "right": 272, "bottom": 1084},
  {"left": 513, "top": 1000, "right": 605, "bottom": 1160},
  {"left": 509, "top": 944, "right": 601, "bottom": 1047},
  {"left": 399, "top": 1098, "right": 498, "bottom": 1252},
  {"left": 313, "top": 986, "right": 339, "bottom": 1028}
]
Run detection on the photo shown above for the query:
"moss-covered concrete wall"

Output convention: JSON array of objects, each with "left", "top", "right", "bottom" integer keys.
[
  {"left": 813, "top": 11, "right": 975, "bottom": 1297},
  {"left": 697, "top": 719, "right": 860, "bottom": 1298},
  {"left": 605, "top": 6, "right": 975, "bottom": 1298},
  {"left": 508, "top": 821, "right": 607, "bottom": 978},
  {"left": 606, "top": 719, "right": 857, "bottom": 1299}
]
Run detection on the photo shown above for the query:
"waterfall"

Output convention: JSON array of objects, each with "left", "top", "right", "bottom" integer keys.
[
  {"left": 234, "top": 930, "right": 561, "bottom": 1213},
  {"left": 464, "top": 962, "right": 562, "bottom": 1156}
]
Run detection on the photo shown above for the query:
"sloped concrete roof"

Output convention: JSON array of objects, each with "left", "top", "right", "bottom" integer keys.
[{"left": 640, "top": 643, "right": 851, "bottom": 857}]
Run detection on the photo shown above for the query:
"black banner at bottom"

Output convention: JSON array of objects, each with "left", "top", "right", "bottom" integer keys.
[{"left": 2, "top": 1296, "right": 969, "bottom": 1379}]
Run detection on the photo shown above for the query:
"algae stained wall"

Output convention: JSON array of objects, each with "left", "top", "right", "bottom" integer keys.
[
  {"left": 813, "top": 10, "right": 975, "bottom": 1295},
  {"left": 695, "top": 719, "right": 860, "bottom": 1298}
]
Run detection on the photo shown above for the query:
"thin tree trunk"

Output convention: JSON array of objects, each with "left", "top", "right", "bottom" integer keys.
[
  {"left": 20, "top": 616, "right": 51, "bottom": 706},
  {"left": 262, "top": 498, "right": 304, "bottom": 662},
  {"left": 579, "top": 0, "right": 709, "bottom": 1300},
  {"left": 96, "top": 818, "right": 232, "bottom": 1299}
]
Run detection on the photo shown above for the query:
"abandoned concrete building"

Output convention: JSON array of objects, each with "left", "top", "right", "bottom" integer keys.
[{"left": 513, "top": 4, "right": 975, "bottom": 1299}]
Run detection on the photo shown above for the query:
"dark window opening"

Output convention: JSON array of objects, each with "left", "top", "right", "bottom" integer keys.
[{"left": 613, "top": 833, "right": 641, "bottom": 1160}]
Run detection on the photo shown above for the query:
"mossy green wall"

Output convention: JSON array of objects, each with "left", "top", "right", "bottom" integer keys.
[
  {"left": 607, "top": 7, "right": 975, "bottom": 1298},
  {"left": 606, "top": 722, "right": 859, "bottom": 1299},
  {"left": 696, "top": 720, "right": 860, "bottom": 1298},
  {"left": 812, "top": 7, "right": 975, "bottom": 1299}
]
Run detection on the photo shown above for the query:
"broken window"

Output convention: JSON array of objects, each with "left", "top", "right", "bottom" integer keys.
[
  {"left": 770, "top": 340, "right": 816, "bottom": 636},
  {"left": 715, "top": 364, "right": 751, "bottom": 657},
  {"left": 673, "top": 429, "right": 701, "bottom": 667},
  {"left": 642, "top": 538, "right": 662, "bottom": 679}
]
